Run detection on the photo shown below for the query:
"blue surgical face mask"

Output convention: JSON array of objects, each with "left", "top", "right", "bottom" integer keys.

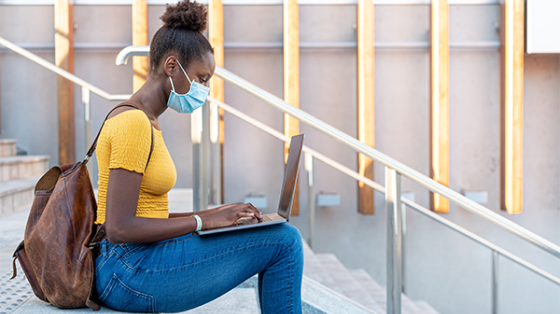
[{"left": 167, "top": 60, "right": 210, "bottom": 114}]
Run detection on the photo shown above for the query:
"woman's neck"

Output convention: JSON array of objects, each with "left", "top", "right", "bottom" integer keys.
[{"left": 127, "top": 76, "right": 169, "bottom": 121}]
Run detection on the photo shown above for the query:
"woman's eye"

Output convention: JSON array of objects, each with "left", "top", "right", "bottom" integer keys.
[{"left": 199, "top": 78, "right": 206, "bottom": 83}]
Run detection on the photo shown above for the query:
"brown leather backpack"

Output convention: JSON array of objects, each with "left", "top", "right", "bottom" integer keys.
[{"left": 11, "top": 103, "right": 153, "bottom": 310}]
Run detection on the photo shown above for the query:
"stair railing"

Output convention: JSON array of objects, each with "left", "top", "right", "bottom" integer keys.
[
  {"left": 0, "top": 36, "right": 129, "bottom": 164},
  {"left": 117, "top": 46, "right": 560, "bottom": 314},
  {"left": 206, "top": 94, "right": 560, "bottom": 303}
]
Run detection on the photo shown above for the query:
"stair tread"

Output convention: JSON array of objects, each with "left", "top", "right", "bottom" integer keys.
[
  {"left": 0, "top": 140, "right": 17, "bottom": 158},
  {"left": 0, "top": 176, "right": 40, "bottom": 197},
  {"left": 348, "top": 269, "right": 427, "bottom": 314},
  {"left": 0, "top": 155, "right": 49, "bottom": 165},
  {"left": 315, "top": 253, "right": 385, "bottom": 313},
  {"left": 302, "top": 242, "right": 339, "bottom": 290}
]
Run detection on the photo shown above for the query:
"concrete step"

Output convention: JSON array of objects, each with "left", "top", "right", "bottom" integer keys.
[
  {"left": 2, "top": 269, "right": 261, "bottom": 314},
  {"left": 348, "top": 269, "right": 431, "bottom": 314},
  {"left": 2, "top": 270, "right": 376, "bottom": 314},
  {"left": 0, "top": 156, "right": 48, "bottom": 183},
  {"left": 0, "top": 140, "right": 17, "bottom": 158},
  {"left": 244, "top": 275, "right": 376, "bottom": 314},
  {"left": 315, "top": 254, "right": 384, "bottom": 313},
  {"left": 302, "top": 241, "right": 338, "bottom": 289},
  {"left": 0, "top": 176, "right": 40, "bottom": 217}
]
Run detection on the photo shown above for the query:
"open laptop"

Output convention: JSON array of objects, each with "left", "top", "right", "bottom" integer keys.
[{"left": 198, "top": 134, "right": 304, "bottom": 235}]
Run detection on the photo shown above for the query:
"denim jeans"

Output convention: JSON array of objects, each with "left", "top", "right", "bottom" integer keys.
[{"left": 94, "top": 223, "right": 303, "bottom": 313}]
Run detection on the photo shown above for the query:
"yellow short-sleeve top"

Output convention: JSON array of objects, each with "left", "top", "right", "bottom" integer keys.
[{"left": 95, "top": 110, "right": 177, "bottom": 224}]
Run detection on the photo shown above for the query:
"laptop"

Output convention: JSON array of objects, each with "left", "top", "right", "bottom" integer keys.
[{"left": 198, "top": 134, "right": 304, "bottom": 235}]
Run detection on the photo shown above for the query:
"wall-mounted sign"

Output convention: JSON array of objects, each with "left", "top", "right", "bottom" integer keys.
[{"left": 527, "top": 0, "right": 560, "bottom": 54}]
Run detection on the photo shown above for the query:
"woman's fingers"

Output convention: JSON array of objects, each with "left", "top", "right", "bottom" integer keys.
[{"left": 244, "top": 202, "right": 262, "bottom": 219}]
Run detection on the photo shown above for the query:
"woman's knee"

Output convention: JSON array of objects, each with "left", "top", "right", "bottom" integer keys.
[{"left": 276, "top": 224, "right": 303, "bottom": 257}]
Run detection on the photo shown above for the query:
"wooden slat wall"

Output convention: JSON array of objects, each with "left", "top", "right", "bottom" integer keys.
[
  {"left": 132, "top": 0, "right": 148, "bottom": 92},
  {"left": 500, "top": 0, "right": 524, "bottom": 214},
  {"left": 209, "top": 0, "right": 225, "bottom": 203},
  {"left": 430, "top": 0, "right": 450, "bottom": 213},
  {"left": 55, "top": 0, "right": 75, "bottom": 165},
  {"left": 357, "top": 0, "right": 375, "bottom": 215},
  {"left": 283, "top": 0, "right": 300, "bottom": 215}
]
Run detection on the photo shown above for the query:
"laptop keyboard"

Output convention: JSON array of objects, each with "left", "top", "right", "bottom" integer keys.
[{"left": 236, "top": 215, "right": 273, "bottom": 226}]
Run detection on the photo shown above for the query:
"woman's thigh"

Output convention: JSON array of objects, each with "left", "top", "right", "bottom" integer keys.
[{"left": 95, "top": 223, "right": 303, "bottom": 313}]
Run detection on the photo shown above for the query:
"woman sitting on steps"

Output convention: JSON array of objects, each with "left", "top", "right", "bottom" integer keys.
[{"left": 93, "top": 1, "right": 303, "bottom": 313}]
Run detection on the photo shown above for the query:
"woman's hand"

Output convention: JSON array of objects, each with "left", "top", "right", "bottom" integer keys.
[{"left": 198, "top": 203, "right": 262, "bottom": 230}]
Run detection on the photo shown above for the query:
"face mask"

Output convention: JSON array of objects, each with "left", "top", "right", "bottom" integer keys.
[{"left": 167, "top": 60, "right": 210, "bottom": 114}]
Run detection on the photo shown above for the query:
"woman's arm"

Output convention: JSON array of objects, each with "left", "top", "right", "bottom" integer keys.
[
  {"left": 168, "top": 213, "right": 193, "bottom": 218},
  {"left": 105, "top": 168, "right": 262, "bottom": 243}
]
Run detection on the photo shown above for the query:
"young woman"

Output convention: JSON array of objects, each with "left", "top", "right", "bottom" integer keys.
[{"left": 93, "top": 1, "right": 303, "bottom": 313}]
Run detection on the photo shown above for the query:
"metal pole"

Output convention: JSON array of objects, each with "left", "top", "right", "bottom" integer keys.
[
  {"left": 82, "top": 87, "right": 93, "bottom": 176},
  {"left": 305, "top": 153, "right": 315, "bottom": 249},
  {"left": 386, "top": 167, "right": 402, "bottom": 314},
  {"left": 492, "top": 250, "right": 499, "bottom": 314},
  {"left": 401, "top": 201, "right": 407, "bottom": 295},
  {"left": 192, "top": 102, "right": 209, "bottom": 212},
  {"left": 209, "top": 102, "right": 222, "bottom": 206},
  {"left": 201, "top": 101, "right": 210, "bottom": 211}
]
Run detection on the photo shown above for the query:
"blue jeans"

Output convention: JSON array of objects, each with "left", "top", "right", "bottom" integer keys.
[{"left": 94, "top": 223, "right": 303, "bottom": 313}]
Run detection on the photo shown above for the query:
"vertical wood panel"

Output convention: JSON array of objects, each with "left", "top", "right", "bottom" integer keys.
[
  {"left": 132, "top": 0, "right": 148, "bottom": 92},
  {"left": 357, "top": 0, "right": 375, "bottom": 215},
  {"left": 430, "top": 0, "right": 449, "bottom": 213},
  {"left": 209, "top": 0, "right": 225, "bottom": 203},
  {"left": 500, "top": 0, "right": 524, "bottom": 214},
  {"left": 283, "top": 0, "right": 300, "bottom": 215},
  {"left": 55, "top": 0, "right": 75, "bottom": 165}
]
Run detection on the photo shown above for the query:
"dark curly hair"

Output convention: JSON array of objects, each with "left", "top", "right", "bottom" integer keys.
[{"left": 149, "top": 0, "right": 214, "bottom": 74}]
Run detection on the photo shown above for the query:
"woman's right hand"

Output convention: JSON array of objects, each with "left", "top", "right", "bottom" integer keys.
[{"left": 198, "top": 203, "right": 263, "bottom": 230}]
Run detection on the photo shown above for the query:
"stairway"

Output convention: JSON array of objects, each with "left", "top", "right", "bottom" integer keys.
[
  {"left": 302, "top": 241, "right": 440, "bottom": 314},
  {"left": 0, "top": 139, "right": 49, "bottom": 217}
]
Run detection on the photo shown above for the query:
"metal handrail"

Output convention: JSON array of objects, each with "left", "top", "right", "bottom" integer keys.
[
  {"left": 0, "top": 36, "right": 129, "bottom": 101},
  {"left": 0, "top": 36, "right": 132, "bottom": 164},
  {"left": 208, "top": 95, "right": 560, "bottom": 287},
  {"left": 207, "top": 97, "right": 383, "bottom": 191},
  {"left": 213, "top": 67, "right": 560, "bottom": 259},
  {"left": 116, "top": 45, "right": 560, "bottom": 260}
]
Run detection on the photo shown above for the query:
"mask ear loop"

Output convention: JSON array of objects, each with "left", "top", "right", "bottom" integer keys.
[
  {"left": 175, "top": 59, "right": 193, "bottom": 84},
  {"left": 168, "top": 76, "right": 176, "bottom": 92}
]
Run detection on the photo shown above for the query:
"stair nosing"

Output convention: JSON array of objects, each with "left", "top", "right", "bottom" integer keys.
[
  {"left": 0, "top": 176, "right": 40, "bottom": 197},
  {"left": 0, "top": 156, "right": 49, "bottom": 165}
]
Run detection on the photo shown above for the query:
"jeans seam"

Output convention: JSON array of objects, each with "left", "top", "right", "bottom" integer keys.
[
  {"left": 120, "top": 241, "right": 288, "bottom": 273},
  {"left": 287, "top": 243, "right": 295, "bottom": 313}
]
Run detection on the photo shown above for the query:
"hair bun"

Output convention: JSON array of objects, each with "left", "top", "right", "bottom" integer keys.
[{"left": 161, "top": 0, "right": 208, "bottom": 34}]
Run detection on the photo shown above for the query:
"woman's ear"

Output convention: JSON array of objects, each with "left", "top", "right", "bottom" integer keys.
[{"left": 163, "top": 56, "right": 177, "bottom": 77}]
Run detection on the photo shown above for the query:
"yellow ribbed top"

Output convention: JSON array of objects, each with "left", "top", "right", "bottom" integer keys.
[{"left": 95, "top": 110, "right": 177, "bottom": 224}]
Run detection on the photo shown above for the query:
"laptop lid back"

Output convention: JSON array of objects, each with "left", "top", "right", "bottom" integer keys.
[{"left": 277, "top": 134, "right": 304, "bottom": 220}]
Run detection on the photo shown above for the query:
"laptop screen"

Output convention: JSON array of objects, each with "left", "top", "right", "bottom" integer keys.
[{"left": 277, "top": 134, "right": 304, "bottom": 219}]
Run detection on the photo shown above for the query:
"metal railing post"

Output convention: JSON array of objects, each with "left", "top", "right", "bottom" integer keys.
[
  {"left": 192, "top": 102, "right": 209, "bottom": 212},
  {"left": 82, "top": 87, "right": 93, "bottom": 176},
  {"left": 386, "top": 167, "right": 402, "bottom": 314},
  {"left": 209, "top": 102, "right": 222, "bottom": 206},
  {"left": 492, "top": 250, "right": 499, "bottom": 314},
  {"left": 82, "top": 87, "right": 92, "bottom": 148},
  {"left": 401, "top": 201, "right": 407, "bottom": 295},
  {"left": 305, "top": 152, "right": 315, "bottom": 248}
]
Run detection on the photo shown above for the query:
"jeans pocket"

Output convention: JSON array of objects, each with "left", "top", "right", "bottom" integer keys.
[{"left": 98, "top": 274, "right": 155, "bottom": 313}]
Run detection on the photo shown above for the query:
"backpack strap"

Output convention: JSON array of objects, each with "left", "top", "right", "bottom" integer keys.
[
  {"left": 88, "top": 103, "right": 155, "bottom": 245},
  {"left": 84, "top": 102, "right": 154, "bottom": 170}
]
